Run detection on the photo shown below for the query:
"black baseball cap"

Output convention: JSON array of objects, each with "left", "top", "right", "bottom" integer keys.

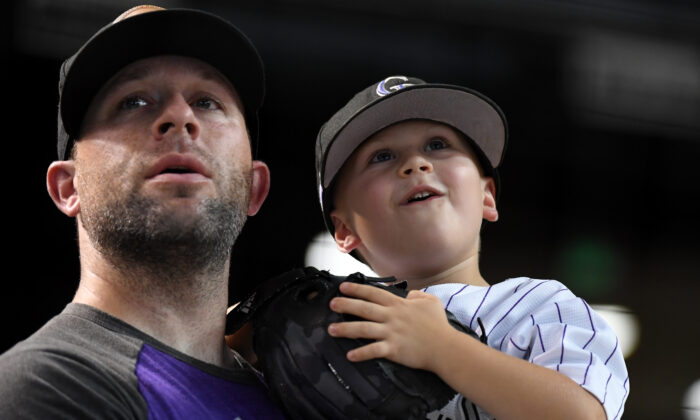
[
  {"left": 56, "top": 5, "right": 265, "bottom": 160},
  {"left": 315, "top": 75, "right": 508, "bottom": 235}
]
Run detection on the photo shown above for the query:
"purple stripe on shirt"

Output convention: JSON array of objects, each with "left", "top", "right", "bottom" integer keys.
[
  {"left": 495, "top": 281, "right": 549, "bottom": 349},
  {"left": 581, "top": 352, "right": 593, "bottom": 386},
  {"left": 445, "top": 285, "right": 469, "bottom": 311},
  {"left": 536, "top": 325, "right": 545, "bottom": 353},
  {"left": 559, "top": 324, "right": 567, "bottom": 364},
  {"left": 613, "top": 376, "right": 629, "bottom": 420},
  {"left": 582, "top": 299, "right": 596, "bottom": 349},
  {"left": 556, "top": 324, "right": 567, "bottom": 371},
  {"left": 509, "top": 338, "right": 528, "bottom": 352},
  {"left": 602, "top": 373, "right": 612, "bottom": 404},
  {"left": 530, "top": 314, "right": 535, "bottom": 325},
  {"left": 555, "top": 302, "right": 563, "bottom": 323},
  {"left": 605, "top": 337, "right": 619, "bottom": 365},
  {"left": 470, "top": 286, "right": 492, "bottom": 330}
]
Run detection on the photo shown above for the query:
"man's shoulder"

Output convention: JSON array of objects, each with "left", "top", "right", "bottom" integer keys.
[
  {"left": 0, "top": 304, "right": 147, "bottom": 418},
  {"left": 2, "top": 303, "right": 144, "bottom": 366}
]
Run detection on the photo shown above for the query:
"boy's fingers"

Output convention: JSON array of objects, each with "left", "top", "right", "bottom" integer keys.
[
  {"left": 328, "top": 321, "right": 385, "bottom": 340},
  {"left": 406, "top": 289, "right": 433, "bottom": 299},
  {"left": 338, "top": 282, "right": 398, "bottom": 305},
  {"left": 330, "top": 296, "right": 387, "bottom": 321},
  {"left": 346, "top": 341, "right": 392, "bottom": 362}
]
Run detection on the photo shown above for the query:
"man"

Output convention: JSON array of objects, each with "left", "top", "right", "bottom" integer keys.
[{"left": 0, "top": 5, "right": 286, "bottom": 418}]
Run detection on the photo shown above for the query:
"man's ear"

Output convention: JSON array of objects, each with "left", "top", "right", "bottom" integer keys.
[
  {"left": 247, "top": 160, "right": 270, "bottom": 216},
  {"left": 482, "top": 177, "right": 498, "bottom": 222},
  {"left": 330, "top": 212, "right": 362, "bottom": 254},
  {"left": 47, "top": 161, "right": 80, "bottom": 217}
]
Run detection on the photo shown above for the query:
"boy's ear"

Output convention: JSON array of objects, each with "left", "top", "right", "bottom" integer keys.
[
  {"left": 482, "top": 177, "right": 498, "bottom": 222},
  {"left": 330, "top": 212, "right": 362, "bottom": 254},
  {"left": 247, "top": 160, "right": 270, "bottom": 216},
  {"left": 47, "top": 161, "right": 80, "bottom": 218}
]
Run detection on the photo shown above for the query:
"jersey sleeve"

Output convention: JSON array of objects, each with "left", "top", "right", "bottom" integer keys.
[
  {"left": 0, "top": 345, "right": 146, "bottom": 419},
  {"left": 500, "top": 286, "right": 629, "bottom": 420}
]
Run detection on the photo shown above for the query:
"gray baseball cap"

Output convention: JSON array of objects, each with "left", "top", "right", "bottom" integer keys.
[
  {"left": 315, "top": 75, "right": 508, "bottom": 235},
  {"left": 56, "top": 5, "right": 265, "bottom": 160}
]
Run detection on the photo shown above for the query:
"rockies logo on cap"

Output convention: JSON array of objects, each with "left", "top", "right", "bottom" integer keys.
[{"left": 375, "top": 76, "right": 416, "bottom": 97}]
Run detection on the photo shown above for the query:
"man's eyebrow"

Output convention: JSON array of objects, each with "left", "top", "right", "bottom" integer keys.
[
  {"left": 196, "top": 68, "right": 242, "bottom": 104},
  {"left": 198, "top": 68, "right": 225, "bottom": 83},
  {"left": 197, "top": 68, "right": 239, "bottom": 95},
  {"left": 107, "top": 65, "right": 232, "bottom": 90},
  {"left": 103, "top": 65, "right": 153, "bottom": 92}
]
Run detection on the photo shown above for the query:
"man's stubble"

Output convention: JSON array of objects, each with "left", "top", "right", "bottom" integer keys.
[{"left": 77, "top": 157, "right": 251, "bottom": 300}]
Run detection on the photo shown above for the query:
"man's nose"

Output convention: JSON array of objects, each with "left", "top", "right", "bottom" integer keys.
[
  {"left": 399, "top": 154, "right": 434, "bottom": 177},
  {"left": 152, "top": 95, "right": 200, "bottom": 141}
]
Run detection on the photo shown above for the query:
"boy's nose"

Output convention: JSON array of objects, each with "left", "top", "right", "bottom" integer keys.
[{"left": 399, "top": 155, "right": 433, "bottom": 177}]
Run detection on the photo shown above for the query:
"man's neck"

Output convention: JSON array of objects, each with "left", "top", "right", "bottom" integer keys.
[{"left": 73, "top": 233, "right": 233, "bottom": 367}]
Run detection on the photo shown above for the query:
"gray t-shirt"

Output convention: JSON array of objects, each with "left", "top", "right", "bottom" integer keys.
[{"left": 0, "top": 303, "right": 286, "bottom": 419}]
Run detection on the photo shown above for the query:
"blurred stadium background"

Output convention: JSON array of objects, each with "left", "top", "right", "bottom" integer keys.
[{"left": 6, "top": 0, "right": 699, "bottom": 418}]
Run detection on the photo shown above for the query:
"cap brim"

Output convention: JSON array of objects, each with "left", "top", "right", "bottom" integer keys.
[
  {"left": 322, "top": 85, "right": 507, "bottom": 188},
  {"left": 60, "top": 8, "right": 264, "bottom": 145}
]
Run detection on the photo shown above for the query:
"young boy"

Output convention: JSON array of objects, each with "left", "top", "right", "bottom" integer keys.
[{"left": 314, "top": 76, "right": 629, "bottom": 420}]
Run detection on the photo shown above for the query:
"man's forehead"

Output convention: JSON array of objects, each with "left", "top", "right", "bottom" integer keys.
[{"left": 102, "top": 55, "right": 240, "bottom": 97}]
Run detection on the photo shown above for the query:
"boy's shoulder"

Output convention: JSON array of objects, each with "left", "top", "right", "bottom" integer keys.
[
  {"left": 424, "top": 278, "right": 586, "bottom": 334},
  {"left": 493, "top": 277, "right": 575, "bottom": 300},
  {"left": 425, "top": 277, "right": 576, "bottom": 305}
]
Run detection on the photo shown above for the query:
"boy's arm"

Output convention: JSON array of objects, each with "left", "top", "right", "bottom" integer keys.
[{"left": 328, "top": 282, "right": 606, "bottom": 420}]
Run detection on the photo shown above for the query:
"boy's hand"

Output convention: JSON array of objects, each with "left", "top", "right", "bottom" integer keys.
[
  {"left": 327, "top": 281, "right": 460, "bottom": 372},
  {"left": 225, "top": 321, "right": 258, "bottom": 366}
]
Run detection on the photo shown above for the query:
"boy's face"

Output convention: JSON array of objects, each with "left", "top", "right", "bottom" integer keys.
[{"left": 330, "top": 120, "right": 498, "bottom": 280}]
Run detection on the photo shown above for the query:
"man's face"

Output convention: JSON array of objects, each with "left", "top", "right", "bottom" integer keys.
[
  {"left": 73, "top": 55, "right": 255, "bottom": 272},
  {"left": 331, "top": 120, "right": 496, "bottom": 279}
]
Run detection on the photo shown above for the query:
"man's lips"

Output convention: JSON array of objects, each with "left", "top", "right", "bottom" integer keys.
[
  {"left": 146, "top": 154, "right": 211, "bottom": 181},
  {"left": 400, "top": 185, "right": 444, "bottom": 205}
]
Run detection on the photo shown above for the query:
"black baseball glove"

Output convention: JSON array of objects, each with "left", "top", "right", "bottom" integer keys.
[{"left": 226, "top": 266, "right": 481, "bottom": 420}]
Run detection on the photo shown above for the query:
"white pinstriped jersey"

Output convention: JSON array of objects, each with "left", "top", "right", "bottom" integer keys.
[{"left": 423, "top": 278, "right": 629, "bottom": 420}]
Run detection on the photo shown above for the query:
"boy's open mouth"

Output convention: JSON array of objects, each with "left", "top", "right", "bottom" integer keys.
[
  {"left": 402, "top": 187, "right": 443, "bottom": 205},
  {"left": 407, "top": 191, "right": 435, "bottom": 203}
]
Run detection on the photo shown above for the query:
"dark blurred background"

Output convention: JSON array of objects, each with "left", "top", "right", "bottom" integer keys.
[{"left": 5, "top": 0, "right": 699, "bottom": 418}]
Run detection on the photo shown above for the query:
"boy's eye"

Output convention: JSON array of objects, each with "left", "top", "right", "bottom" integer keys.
[
  {"left": 426, "top": 137, "right": 449, "bottom": 151},
  {"left": 120, "top": 96, "right": 148, "bottom": 110},
  {"left": 194, "top": 97, "right": 220, "bottom": 110},
  {"left": 369, "top": 150, "right": 394, "bottom": 163}
]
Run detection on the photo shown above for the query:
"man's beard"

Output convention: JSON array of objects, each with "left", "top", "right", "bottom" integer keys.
[{"left": 79, "top": 174, "right": 250, "bottom": 288}]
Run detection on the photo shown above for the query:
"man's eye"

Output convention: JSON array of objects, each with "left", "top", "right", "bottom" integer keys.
[
  {"left": 120, "top": 96, "right": 148, "bottom": 110},
  {"left": 194, "top": 97, "right": 220, "bottom": 110},
  {"left": 370, "top": 150, "right": 394, "bottom": 163},
  {"left": 426, "top": 137, "right": 449, "bottom": 151}
]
